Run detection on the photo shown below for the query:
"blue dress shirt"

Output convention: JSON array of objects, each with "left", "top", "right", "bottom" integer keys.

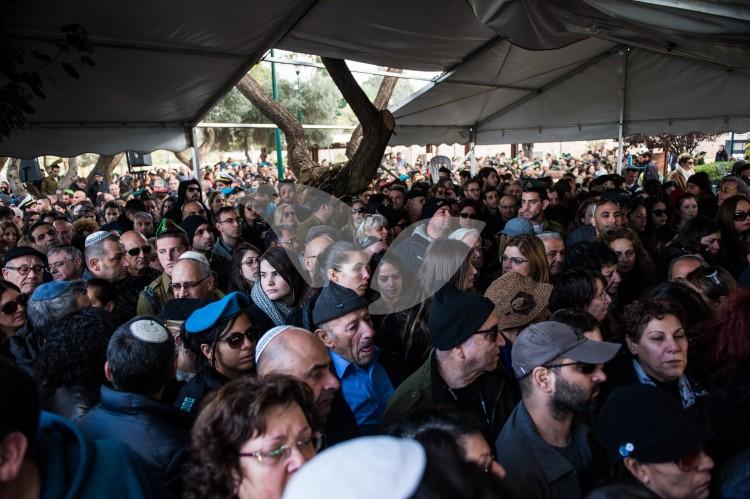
[{"left": 329, "top": 348, "right": 394, "bottom": 427}]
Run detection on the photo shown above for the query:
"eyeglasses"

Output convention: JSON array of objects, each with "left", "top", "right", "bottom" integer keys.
[
  {"left": 242, "top": 257, "right": 259, "bottom": 267},
  {"left": 351, "top": 208, "right": 367, "bottom": 214},
  {"left": 734, "top": 210, "right": 750, "bottom": 222},
  {"left": 674, "top": 449, "right": 704, "bottom": 472},
  {"left": 652, "top": 209, "right": 668, "bottom": 216},
  {"left": 218, "top": 327, "right": 259, "bottom": 349},
  {"left": 474, "top": 324, "right": 499, "bottom": 343},
  {"left": 218, "top": 217, "right": 242, "bottom": 225},
  {"left": 48, "top": 259, "right": 73, "bottom": 272},
  {"left": 127, "top": 245, "right": 153, "bottom": 257},
  {"left": 279, "top": 238, "right": 298, "bottom": 246},
  {"left": 169, "top": 275, "right": 209, "bottom": 292},
  {"left": 5, "top": 265, "right": 45, "bottom": 275},
  {"left": 501, "top": 255, "right": 528, "bottom": 266},
  {"left": 543, "top": 361, "right": 598, "bottom": 375},
  {"left": 283, "top": 211, "right": 296, "bottom": 217},
  {"left": 1, "top": 293, "right": 28, "bottom": 315},
  {"left": 238, "top": 432, "right": 323, "bottom": 465}
]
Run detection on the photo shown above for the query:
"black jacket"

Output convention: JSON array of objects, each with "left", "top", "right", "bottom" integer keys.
[
  {"left": 163, "top": 179, "right": 203, "bottom": 224},
  {"left": 79, "top": 386, "right": 189, "bottom": 491},
  {"left": 173, "top": 365, "right": 230, "bottom": 418}
]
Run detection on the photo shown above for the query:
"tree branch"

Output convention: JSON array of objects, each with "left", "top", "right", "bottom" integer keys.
[{"left": 347, "top": 68, "right": 402, "bottom": 159}]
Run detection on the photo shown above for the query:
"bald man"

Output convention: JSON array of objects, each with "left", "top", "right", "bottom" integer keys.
[
  {"left": 120, "top": 231, "right": 159, "bottom": 287},
  {"left": 256, "top": 326, "right": 357, "bottom": 445}
]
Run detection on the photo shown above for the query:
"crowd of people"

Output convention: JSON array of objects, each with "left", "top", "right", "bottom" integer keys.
[{"left": 2, "top": 148, "right": 750, "bottom": 498}]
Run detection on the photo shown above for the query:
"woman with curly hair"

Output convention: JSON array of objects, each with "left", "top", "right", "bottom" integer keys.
[
  {"left": 183, "top": 375, "right": 319, "bottom": 499},
  {"left": 0, "top": 220, "right": 20, "bottom": 250}
]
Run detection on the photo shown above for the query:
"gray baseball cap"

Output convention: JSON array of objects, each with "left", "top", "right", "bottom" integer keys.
[{"left": 512, "top": 321, "right": 620, "bottom": 379}]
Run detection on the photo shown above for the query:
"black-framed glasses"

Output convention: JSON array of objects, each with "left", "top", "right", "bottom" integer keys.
[
  {"left": 543, "top": 361, "right": 598, "bottom": 375},
  {"left": 459, "top": 212, "right": 476, "bottom": 219},
  {"left": 238, "top": 432, "right": 323, "bottom": 464},
  {"left": 169, "top": 275, "right": 209, "bottom": 292},
  {"left": 127, "top": 245, "right": 153, "bottom": 257},
  {"left": 734, "top": 210, "right": 750, "bottom": 222},
  {"left": 1, "top": 293, "right": 28, "bottom": 315},
  {"left": 5, "top": 265, "right": 45, "bottom": 275},
  {"left": 475, "top": 324, "right": 499, "bottom": 343},
  {"left": 652, "top": 209, "right": 668, "bottom": 216},
  {"left": 218, "top": 327, "right": 259, "bottom": 350}
]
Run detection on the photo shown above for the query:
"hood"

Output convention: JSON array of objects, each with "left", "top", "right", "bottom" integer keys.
[{"left": 176, "top": 178, "right": 201, "bottom": 206}]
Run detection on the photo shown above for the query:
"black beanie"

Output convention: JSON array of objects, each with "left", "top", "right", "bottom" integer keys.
[
  {"left": 428, "top": 283, "right": 494, "bottom": 350},
  {"left": 420, "top": 197, "right": 448, "bottom": 221},
  {"left": 181, "top": 215, "right": 211, "bottom": 244},
  {"left": 313, "top": 281, "right": 370, "bottom": 327}
]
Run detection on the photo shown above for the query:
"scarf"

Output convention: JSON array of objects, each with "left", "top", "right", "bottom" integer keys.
[
  {"left": 251, "top": 282, "right": 293, "bottom": 326},
  {"left": 632, "top": 359, "right": 699, "bottom": 409}
]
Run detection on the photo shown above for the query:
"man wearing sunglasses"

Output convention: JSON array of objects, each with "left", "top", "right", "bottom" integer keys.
[
  {"left": 496, "top": 321, "right": 620, "bottom": 499},
  {"left": 163, "top": 178, "right": 203, "bottom": 224},
  {"left": 385, "top": 283, "right": 516, "bottom": 442},
  {"left": 120, "top": 231, "right": 159, "bottom": 287}
]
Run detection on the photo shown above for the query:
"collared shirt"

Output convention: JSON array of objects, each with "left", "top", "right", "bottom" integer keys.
[{"left": 330, "top": 348, "right": 394, "bottom": 427}]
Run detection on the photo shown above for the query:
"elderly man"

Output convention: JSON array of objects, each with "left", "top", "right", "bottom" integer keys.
[
  {"left": 255, "top": 325, "right": 358, "bottom": 445},
  {"left": 47, "top": 244, "right": 84, "bottom": 281},
  {"left": 137, "top": 220, "right": 189, "bottom": 316},
  {"left": 170, "top": 252, "right": 217, "bottom": 300},
  {"left": 302, "top": 226, "right": 336, "bottom": 281},
  {"left": 27, "top": 280, "right": 90, "bottom": 330},
  {"left": 132, "top": 212, "right": 155, "bottom": 238},
  {"left": 313, "top": 282, "right": 400, "bottom": 431},
  {"left": 28, "top": 221, "right": 61, "bottom": 254},
  {"left": 385, "top": 283, "right": 515, "bottom": 441},
  {"left": 52, "top": 218, "right": 75, "bottom": 245},
  {"left": 1, "top": 247, "right": 46, "bottom": 294},
  {"left": 120, "top": 231, "right": 159, "bottom": 287},
  {"left": 496, "top": 321, "right": 619, "bottom": 499},
  {"left": 537, "top": 232, "right": 566, "bottom": 279}
]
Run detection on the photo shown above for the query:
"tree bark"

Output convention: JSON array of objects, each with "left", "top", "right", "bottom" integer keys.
[
  {"left": 235, "top": 74, "right": 315, "bottom": 179},
  {"left": 6, "top": 159, "right": 27, "bottom": 196},
  {"left": 59, "top": 157, "right": 78, "bottom": 190},
  {"left": 87, "top": 153, "right": 124, "bottom": 183},
  {"left": 522, "top": 143, "right": 534, "bottom": 159},
  {"left": 346, "top": 68, "right": 402, "bottom": 159},
  {"left": 175, "top": 128, "right": 215, "bottom": 168}
]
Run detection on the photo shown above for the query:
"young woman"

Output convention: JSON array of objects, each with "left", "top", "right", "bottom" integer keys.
[
  {"left": 273, "top": 203, "right": 300, "bottom": 228},
  {"left": 673, "top": 193, "right": 699, "bottom": 232},
  {"left": 252, "top": 247, "right": 308, "bottom": 326},
  {"left": 184, "top": 376, "right": 318, "bottom": 499},
  {"left": 674, "top": 216, "right": 722, "bottom": 263},
  {"left": 0, "top": 220, "right": 20, "bottom": 251},
  {"left": 716, "top": 194, "right": 750, "bottom": 275},
  {"left": 602, "top": 228, "right": 657, "bottom": 304},
  {"left": 228, "top": 243, "right": 263, "bottom": 294},
  {"left": 549, "top": 269, "right": 611, "bottom": 322},
  {"left": 318, "top": 241, "right": 371, "bottom": 296},
  {"left": 208, "top": 191, "right": 227, "bottom": 216}
]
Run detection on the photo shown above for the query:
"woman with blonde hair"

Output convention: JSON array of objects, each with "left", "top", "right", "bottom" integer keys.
[
  {"left": 501, "top": 234, "right": 550, "bottom": 283},
  {"left": 354, "top": 213, "right": 389, "bottom": 246},
  {"left": 272, "top": 203, "right": 300, "bottom": 228}
]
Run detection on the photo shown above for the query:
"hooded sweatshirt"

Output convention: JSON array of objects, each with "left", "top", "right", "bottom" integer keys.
[{"left": 163, "top": 178, "right": 203, "bottom": 224}]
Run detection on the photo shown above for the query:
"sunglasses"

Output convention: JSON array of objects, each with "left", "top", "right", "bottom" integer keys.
[
  {"left": 219, "top": 328, "right": 258, "bottom": 349},
  {"left": 543, "top": 361, "right": 598, "bottom": 375},
  {"left": 459, "top": 213, "right": 476, "bottom": 219},
  {"left": 187, "top": 187, "right": 200, "bottom": 193},
  {"left": 1, "top": 293, "right": 28, "bottom": 315},
  {"left": 652, "top": 209, "right": 668, "bottom": 216},
  {"left": 127, "top": 245, "right": 153, "bottom": 257},
  {"left": 351, "top": 208, "right": 367, "bottom": 214},
  {"left": 734, "top": 210, "right": 750, "bottom": 222}
]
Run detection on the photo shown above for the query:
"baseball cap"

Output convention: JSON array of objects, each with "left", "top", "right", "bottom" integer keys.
[
  {"left": 511, "top": 321, "right": 620, "bottom": 379},
  {"left": 500, "top": 217, "right": 534, "bottom": 237}
]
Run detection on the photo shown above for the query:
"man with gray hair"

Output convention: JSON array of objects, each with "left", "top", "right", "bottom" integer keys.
[
  {"left": 84, "top": 231, "right": 138, "bottom": 324},
  {"left": 537, "top": 232, "right": 566, "bottom": 278},
  {"left": 169, "top": 251, "right": 217, "bottom": 300},
  {"left": 46, "top": 244, "right": 84, "bottom": 281},
  {"left": 133, "top": 211, "right": 155, "bottom": 238},
  {"left": 27, "top": 280, "right": 91, "bottom": 330}
]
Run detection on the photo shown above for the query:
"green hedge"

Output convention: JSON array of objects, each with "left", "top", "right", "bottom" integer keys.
[{"left": 694, "top": 161, "right": 733, "bottom": 182}]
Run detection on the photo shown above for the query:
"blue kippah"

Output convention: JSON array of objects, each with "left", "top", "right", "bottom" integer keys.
[
  {"left": 185, "top": 291, "right": 250, "bottom": 334},
  {"left": 31, "top": 280, "right": 75, "bottom": 301}
]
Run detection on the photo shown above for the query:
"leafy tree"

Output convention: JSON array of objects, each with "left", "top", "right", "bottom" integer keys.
[{"left": 625, "top": 132, "right": 721, "bottom": 157}]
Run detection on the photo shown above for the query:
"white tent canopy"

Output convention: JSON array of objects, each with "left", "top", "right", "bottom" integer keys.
[
  {"left": 2, "top": 0, "right": 749, "bottom": 158},
  {"left": 390, "top": 0, "right": 750, "bottom": 145}
]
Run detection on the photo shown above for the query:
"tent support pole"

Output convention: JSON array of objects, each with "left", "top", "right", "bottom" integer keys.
[
  {"left": 616, "top": 48, "right": 630, "bottom": 175},
  {"left": 469, "top": 127, "right": 477, "bottom": 176},
  {"left": 191, "top": 127, "right": 201, "bottom": 180}
]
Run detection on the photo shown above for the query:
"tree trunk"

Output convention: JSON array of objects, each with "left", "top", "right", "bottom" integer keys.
[
  {"left": 59, "top": 157, "right": 78, "bottom": 190},
  {"left": 236, "top": 74, "right": 315, "bottom": 179},
  {"left": 6, "top": 159, "right": 27, "bottom": 196},
  {"left": 346, "top": 68, "right": 402, "bottom": 159},
  {"left": 175, "top": 128, "right": 215, "bottom": 168},
  {"left": 310, "top": 57, "right": 395, "bottom": 195},
  {"left": 522, "top": 143, "right": 534, "bottom": 159},
  {"left": 0, "top": 157, "right": 7, "bottom": 176},
  {"left": 243, "top": 131, "right": 251, "bottom": 162},
  {"left": 87, "top": 153, "right": 124, "bottom": 183}
]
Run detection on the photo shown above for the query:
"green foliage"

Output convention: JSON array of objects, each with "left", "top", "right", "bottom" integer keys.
[
  {"left": 695, "top": 161, "right": 733, "bottom": 182},
  {"left": 206, "top": 63, "right": 340, "bottom": 152}
]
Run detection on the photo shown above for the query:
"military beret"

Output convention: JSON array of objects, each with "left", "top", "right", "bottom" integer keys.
[
  {"left": 312, "top": 282, "right": 369, "bottom": 327},
  {"left": 156, "top": 218, "right": 187, "bottom": 237},
  {"left": 31, "top": 280, "right": 76, "bottom": 301},
  {"left": 185, "top": 292, "right": 250, "bottom": 334}
]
